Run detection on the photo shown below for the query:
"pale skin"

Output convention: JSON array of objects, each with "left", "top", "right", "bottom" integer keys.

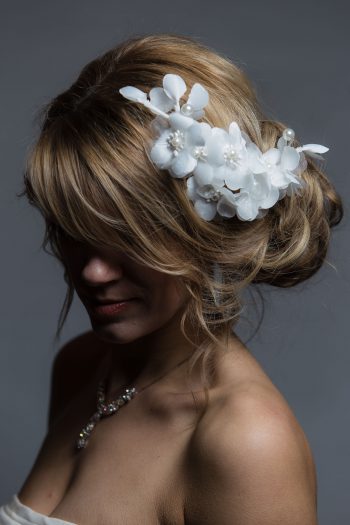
[{"left": 17, "top": 234, "right": 318, "bottom": 524}]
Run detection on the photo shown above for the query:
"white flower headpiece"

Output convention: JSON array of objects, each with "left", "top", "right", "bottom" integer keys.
[{"left": 119, "top": 73, "right": 329, "bottom": 222}]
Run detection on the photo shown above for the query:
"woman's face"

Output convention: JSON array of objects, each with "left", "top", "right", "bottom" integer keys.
[{"left": 58, "top": 233, "right": 189, "bottom": 344}]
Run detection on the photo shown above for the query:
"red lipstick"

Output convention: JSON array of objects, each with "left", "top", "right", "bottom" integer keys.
[{"left": 88, "top": 299, "right": 135, "bottom": 320}]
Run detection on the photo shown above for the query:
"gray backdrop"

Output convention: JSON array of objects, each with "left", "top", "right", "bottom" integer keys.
[{"left": 1, "top": 1, "right": 349, "bottom": 523}]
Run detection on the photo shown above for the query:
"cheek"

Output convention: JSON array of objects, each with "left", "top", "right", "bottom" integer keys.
[{"left": 148, "top": 276, "right": 188, "bottom": 314}]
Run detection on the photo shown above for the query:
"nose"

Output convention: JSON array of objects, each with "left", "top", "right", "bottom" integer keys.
[{"left": 81, "top": 253, "right": 124, "bottom": 286}]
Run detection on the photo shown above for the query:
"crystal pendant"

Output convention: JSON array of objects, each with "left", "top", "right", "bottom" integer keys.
[{"left": 75, "top": 381, "right": 138, "bottom": 450}]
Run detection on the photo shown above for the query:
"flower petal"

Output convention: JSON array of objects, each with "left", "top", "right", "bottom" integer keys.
[
  {"left": 192, "top": 109, "right": 205, "bottom": 120},
  {"left": 211, "top": 127, "right": 228, "bottom": 141},
  {"left": 150, "top": 116, "right": 169, "bottom": 137},
  {"left": 150, "top": 138, "right": 173, "bottom": 169},
  {"left": 187, "top": 83, "right": 209, "bottom": 110},
  {"left": 262, "top": 148, "right": 280, "bottom": 166},
  {"left": 281, "top": 146, "right": 300, "bottom": 171},
  {"left": 269, "top": 167, "right": 289, "bottom": 188},
  {"left": 216, "top": 164, "right": 233, "bottom": 181},
  {"left": 248, "top": 172, "right": 271, "bottom": 199},
  {"left": 258, "top": 185, "right": 280, "bottom": 209},
  {"left": 163, "top": 74, "right": 187, "bottom": 103},
  {"left": 296, "top": 144, "right": 329, "bottom": 154},
  {"left": 217, "top": 196, "right": 236, "bottom": 218},
  {"left": 255, "top": 208, "right": 269, "bottom": 219},
  {"left": 186, "top": 175, "right": 198, "bottom": 200},
  {"left": 211, "top": 172, "right": 226, "bottom": 188},
  {"left": 206, "top": 129, "right": 228, "bottom": 166},
  {"left": 219, "top": 186, "right": 236, "bottom": 202},
  {"left": 193, "top": 161, "right": 213, "bottom": 185},
  {"left": 246, "top": 143, "right": 266, "bottom": 173},
  {"left": 294, "top": 151, "right": 307, "bottom": 175},
  {"left": 286, "top": 178, "right": 304, "bottom": 197},
  {"left": 170, "top": 150, "right": 197, "bottom": 178},
  {"left": 119, "top": 86, "right": 147, "bottom": 103},
  {"left": 234, "top": 192, "right": 258, "bottom": 221},
  {"left": 149, "top": 87, "right": 175, "bottom": 113},
  {"left": 198, "top": 122, "right": 212, "bottom": 141},
  {"left": 224, "top": 168, "right": 249, "bottom": 190},
  {"left": 187, "top": 122, "right": 206, "bottom": 147},
  {"left": 228, "top": 121, "right": 244, "bottom": 146},
  {"left": 194, "top": 199, "right": 217, "bottom": 221}
]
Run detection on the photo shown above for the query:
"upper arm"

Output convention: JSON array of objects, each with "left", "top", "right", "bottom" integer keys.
[
  {"left": 47, "top": 330, "right": 106, "bottom": 429},
  {"left": 185, "top": 390, "right": 318, "bottom": 525}
]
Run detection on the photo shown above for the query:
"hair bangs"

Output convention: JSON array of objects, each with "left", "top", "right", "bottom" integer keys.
[{"left": 24, "top": 110, "right": 190, "bottom": 271}]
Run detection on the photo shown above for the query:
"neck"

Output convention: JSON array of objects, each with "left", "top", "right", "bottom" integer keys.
[{"left": 100, "top": 309, "right": 203, "bottom": 399}]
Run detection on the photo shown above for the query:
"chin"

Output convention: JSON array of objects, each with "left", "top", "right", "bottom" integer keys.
[{"left": 90, "top": 321, "right": 145, "bottom": 345}]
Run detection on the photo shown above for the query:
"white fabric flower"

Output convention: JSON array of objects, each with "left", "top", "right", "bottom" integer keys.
[
  {"left": 119, "top": 73, "right": 330, "bottom": 222},
  {"left": 150, "top": 115, "right": 209, "bottom": 178},
  {"left": 186, "top": 175, "right": 226, "bottom": 221},
  {"left": 119, "top": 73, "right": 210, "bottom": 121},
  {"left": 191, "top": 123, "right": 217, "bottom": 185},
  {"left": 180, "top": 82, "right": 209, "bottom": 120},
  {"left": 119, "top": 73, "right": 187, "bottom": 118},
  {"left": 118, "top": 85, "right": 170, "bottom": 119},
  {"left": 246, "top": 142, "right": 302, "bottom": 190},
  {"left": 205, "top": 122, "right": 251, "bottom": 191},
  {"left": 226, "top": 171, "right": 280, "bottom": 221}
]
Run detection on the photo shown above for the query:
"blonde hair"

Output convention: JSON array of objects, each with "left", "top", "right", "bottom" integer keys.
[{"left": 19, "top": 33, "right": 344, "bottom": 413}]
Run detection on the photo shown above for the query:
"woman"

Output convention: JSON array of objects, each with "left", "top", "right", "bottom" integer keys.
[{"left": 0, "top": 33, "right": 343, "bottom": 524}]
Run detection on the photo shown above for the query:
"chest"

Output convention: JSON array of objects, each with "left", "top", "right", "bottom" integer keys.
[{"left": 18, "top": 383, "right": 200, "bottom": 524}]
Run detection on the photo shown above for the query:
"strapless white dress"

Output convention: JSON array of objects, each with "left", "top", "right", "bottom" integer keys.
[{"left": 0, "top": 494, "right": 77, "bottom": 525}]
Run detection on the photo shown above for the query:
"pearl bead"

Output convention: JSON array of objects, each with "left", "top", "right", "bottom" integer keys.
[
  {"left": 283, "top": 128, "right": 295, "bottom": 142},
  {"left": 167, "top": 130, "right": 185, "bottom": 152},
  {"left": 223, "top": 145, "right": 240, "bottom": 165},
  {"left": 193, "top": 146, "right": 207, "bottom": 159},
  {"left": 181, "top": 103, "right": 193, "bottom": 116}
]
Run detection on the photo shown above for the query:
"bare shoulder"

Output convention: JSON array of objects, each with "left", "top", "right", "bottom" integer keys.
[
  {"left": 48, "top": 330, "right": 109, "bottom": 428},
  {"left": 184, "top": 347, "right": 318, "bottom": 525}
]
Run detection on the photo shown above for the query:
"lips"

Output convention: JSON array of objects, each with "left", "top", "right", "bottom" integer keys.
[
  {"left": 93, "top": 299, "right": 131, "bottom": 304},
  {"left": 88, "top": 298, "right": 136, "bottom": 321},
  {"left": 85, "top": 296, "right": 134, "bottom": 306}
]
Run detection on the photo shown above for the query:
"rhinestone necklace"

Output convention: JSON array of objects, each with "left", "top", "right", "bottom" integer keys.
[{"left": 75, "top": 354, "right": 192, "bottom": 450}]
